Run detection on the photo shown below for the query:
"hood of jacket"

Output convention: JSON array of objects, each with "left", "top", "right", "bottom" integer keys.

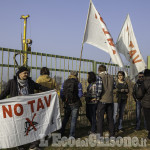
[{"left": 36, "top": 75, "right": 53, "bottom": 82}]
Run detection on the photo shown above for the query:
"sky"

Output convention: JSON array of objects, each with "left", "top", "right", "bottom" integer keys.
[{"left": 0, "top": 0, "right": 150, "bottom": 65}]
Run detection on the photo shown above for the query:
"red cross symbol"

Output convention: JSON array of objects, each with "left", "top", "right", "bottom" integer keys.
[{"left": 26, "top": 113, "right": 37, "bottom": 135}]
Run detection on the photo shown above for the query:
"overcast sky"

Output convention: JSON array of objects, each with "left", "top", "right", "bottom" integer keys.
[{"left": 0, "top": 0, "right": 149, "bottom": 65}]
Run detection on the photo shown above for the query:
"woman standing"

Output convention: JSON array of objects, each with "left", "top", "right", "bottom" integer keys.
[
  {"left": 85, "top": 72, "right": 98, "bottom": 134},
  {"left": 113, "top": 71, "right": 129, "bottom": 132}
]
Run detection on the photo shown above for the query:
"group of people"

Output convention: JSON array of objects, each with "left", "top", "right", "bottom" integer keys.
[
  {"left": 0, "top": 65, "right": 150, "bottom": 149},
  {"left": 60, "top": 64, "right": 150, "bottom": 142}
]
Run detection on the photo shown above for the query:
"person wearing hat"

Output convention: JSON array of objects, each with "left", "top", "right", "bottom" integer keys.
[
  {"left": 0, "top": 66, "right": 51, "bottom": 150},
  {"left": 60, "top": 70, "right": 83, "bottom": 138}
]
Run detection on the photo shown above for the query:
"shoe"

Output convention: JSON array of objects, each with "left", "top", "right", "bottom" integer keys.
[
  {"left": 97, "top": 139, "right": 104, "bottom": 145},
  {"left": 134, "top": 128, "right": 141, "bottom": 131},
  {"left": 146, "top": 136, "right": 150, "bottom": 141},
  {"left": 143, "top": 129, "right": 148, "bottom": 133},
  {"left": 115, "top": 128, "right": 119, "bottom": 133},
  {"left": 88, "top": 131, "right": 96, "bottom": 135},
  {"left": 110, "top": 137, "right": 116, "bottom": 143},
  {"left": 18, "top": 148, "right": 25, "bottom": 150},
  {"left": 29, "top": 147, "right": 41, "bottom": 150},
  {"left": 118, "top": 129, "right": 124, "bottom": 133}
]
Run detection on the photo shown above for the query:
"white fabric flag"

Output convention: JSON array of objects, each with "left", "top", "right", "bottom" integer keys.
[
  {"left": 0, "top": 90, "right": 61, "bottom": 149},
  {"left": 83, "top": 0, "right": 124, "bottom": 67},
  {"left": 116, "top": 14, "right": 146, "bottom": 79}
]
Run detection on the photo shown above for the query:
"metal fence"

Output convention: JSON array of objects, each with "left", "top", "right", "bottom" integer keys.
[{"left": 0, "top": 47, "right": 136, "bottom": 127}]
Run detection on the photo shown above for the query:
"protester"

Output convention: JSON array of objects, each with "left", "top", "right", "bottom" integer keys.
[
  {"left": 140, "top": 69, "right": 150, "bottom": 139},
  {"left": 133, "top": 72, "right": 147, "bottom": 131},
  {"left": 85, "top": 72, "right": 98, "bottom": 134},
  {"left": 96, "top": 65, "right": 115, "bottom": 137},
  {"left": 0, "top": 66, "right": 50, "bottom": 150},
  {"left": 36, "top": 67, "right": 57, "bottom": 91},
  {"left": 113, "top": 71, "right": 129, "bottom": 132},
  {"left": 60, "top": 70, "right": 83, "bottom": 138},
  {"left": 36, "top": 67, "right": 58, "bottom": 141}
]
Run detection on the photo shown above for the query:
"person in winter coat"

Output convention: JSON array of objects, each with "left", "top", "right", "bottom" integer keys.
[
  {"left": 113, "top": 71, "right": 129, "bottom": 132},
  {"left": 36, "top": 67, "right": 57, "bottom": 90},
  {"left": 0, "top": 66, "right": 50, "bottom": 150},
  {"left": 60, "top": 70, "right": 83, "bottom": 138},
  {"left": 85, "top": 72, "right": 98, "bottom": 134},
  {"left": 96, "top": 65, "right": 115, "bottom": 138},
  {"left": 140, "top": 69, "right": 150, "bottom": 139},
  {"left": 133, "top": 72, "right": 146, "bottom": 131}
]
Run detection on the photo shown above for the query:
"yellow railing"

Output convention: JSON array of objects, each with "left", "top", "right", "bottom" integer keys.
[{"left": 0, "top": 47, "right": 135, "bottom": 126}]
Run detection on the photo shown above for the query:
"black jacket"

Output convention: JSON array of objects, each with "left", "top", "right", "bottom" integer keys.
[
  {"left": 132, "top": 80, "right": 144, "bottom": 101},
  {"left": 141, "top": 77, "right": 150, "bottom": 108},
  {"left": 0, "top": 76, "right": 50, "bottom": 100}
]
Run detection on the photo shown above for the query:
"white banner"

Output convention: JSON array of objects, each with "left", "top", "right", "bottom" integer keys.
[
  {"left": 83, "top": 0, "right": 124, "bottom": 67},
  {"left": 0, "top": 90, "right": 62, "bottom": 149},
  {"left": 116, "top": 14, "right": 146, "bottom": 79}
]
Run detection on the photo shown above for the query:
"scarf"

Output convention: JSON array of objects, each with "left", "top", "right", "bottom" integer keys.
[{"left": 17, "top": 77, "right": 29, "bottom": 96}]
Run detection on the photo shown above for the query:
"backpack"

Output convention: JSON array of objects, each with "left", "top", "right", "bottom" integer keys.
[{"left": 63, "top": 78, "right": 79, "bottom": 104}]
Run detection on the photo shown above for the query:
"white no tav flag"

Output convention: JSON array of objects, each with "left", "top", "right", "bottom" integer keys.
[
  {"left": 0, "top": 90, "right": 61, "bottom": 149},
  {"left": 83, "top": 0, "right": 124, "bottom": 67},
  {"left": 116, "top": 14, "right": 146, "bottom": 79}
]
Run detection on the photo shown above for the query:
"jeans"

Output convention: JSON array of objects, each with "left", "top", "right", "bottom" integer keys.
[
  {"left": 97, "top": 102, "right": 114, "bottom": 137},
  {"left": 136, "top": 101, "right": 147, "bottom": 130},
  {"left": 113, "top": 103, "right": 118, "bottom": 125},
  {"left": 143, "top": 107, "right": 150, "bottom": 138},
  {"left": 86, "top": 103, "right": 98, "bottom": 133},
  {"left": 61, "top": 104, "right": 79, "bottom": 137},
  {"left": 118, "top": 101, "right": 126, "bottom": 130}
]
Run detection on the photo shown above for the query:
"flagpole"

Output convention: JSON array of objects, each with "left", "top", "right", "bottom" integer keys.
[
  {"left": 79, "top": 0, "right": 92, "bottom": 81},
  {"left": 106, "top": 58, "right": 111, "bottom": 72}
]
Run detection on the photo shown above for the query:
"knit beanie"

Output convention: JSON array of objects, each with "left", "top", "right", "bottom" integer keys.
[{"left": 16, "top": 66, "right": 29, "bottom": 77}]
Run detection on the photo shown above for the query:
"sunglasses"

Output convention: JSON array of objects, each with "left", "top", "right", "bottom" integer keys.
[{"left": 139, "top": 76, "right": 144, "bottom": 78}]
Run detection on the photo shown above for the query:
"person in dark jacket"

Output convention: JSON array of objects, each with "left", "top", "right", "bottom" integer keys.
[
  {"left": 114, "top": 71, "right": 129, "bottom": 132},
  {"left": 60, "top": 70, "right": 83, "bottom": 138},
  {"left": 140, "top": 69, "right": 150, "bottom": 139},
  {"left": 133, "top": 72, "right": 146, "bottom": 131},
  {"left": 0, "top": 66, "right": 50, "bottom": 150},
  {"left": 85, "top": 72, "right": 98, "bottom": 134}
]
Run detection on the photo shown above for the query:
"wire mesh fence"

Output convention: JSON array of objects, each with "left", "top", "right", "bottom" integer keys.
[{"left": 0, "top": 47, "right": 136, "bottom": 127}]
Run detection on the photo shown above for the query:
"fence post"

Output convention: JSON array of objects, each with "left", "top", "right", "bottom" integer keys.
[
  {"left": 92, "top": 60, "right": 97, "bottom": 74},
  {"left": 148, "top": 56, "right": 150, "bottom": 69}
]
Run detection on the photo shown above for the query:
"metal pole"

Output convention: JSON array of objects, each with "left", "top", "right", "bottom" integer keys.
[
  {"left": 148, "top": 56, "right": 150, "bottom": 69},
  {"left": 20, "top": 15, "right": 30, "bottom": 67},
  {"left": 79, "top": 0, "right": 91, "bottom": 80}
]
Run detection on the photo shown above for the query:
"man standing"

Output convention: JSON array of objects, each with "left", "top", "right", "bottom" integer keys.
[
  {"left": 140, "top": 69, "right": 150, "bottom": 139},
  {"left": 96, "top": 65, "right": 115, "bottom": 137},
  {"left": 0, "top": 66, "right": 50, "bottom": 150},
  {"left": 60, "top": 71, "right": 83, "bottom": 138},
  {"left": 133, "top": 72, "right": 146, "bottom": 131}
]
